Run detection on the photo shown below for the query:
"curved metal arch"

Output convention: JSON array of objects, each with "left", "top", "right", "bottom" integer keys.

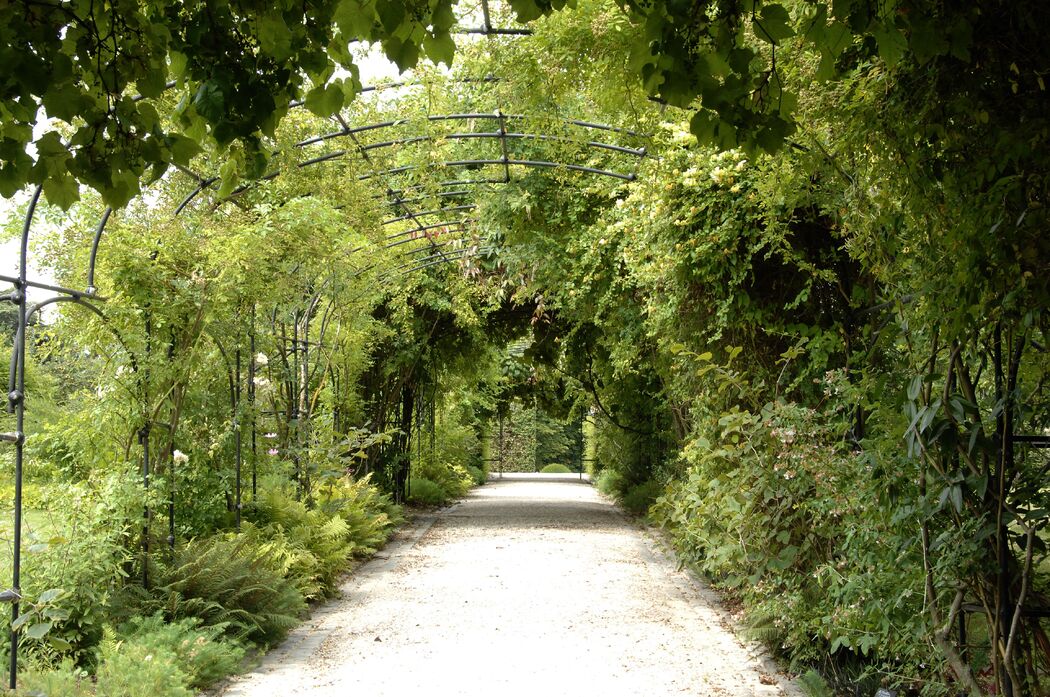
[
  {"left": 385, "top": 179, "right": 507, "bottom": 198},
  {"left": 360, "top": 131, "right": 647, "bottom": 157},
  {"left": 356, "top": 159, "right": 637, "bottom": 182},
  {"left": 374, "top": 189, "right": 472, "bottom": 205},
  {"left": 288, "top": 75, "right": 503, "bottom": 113},
  {"left": 383, "top": 219, "right": 477, "bottom": 244},
  {"left": 86, "top": 207, "right": 113, "bottom": 294},
  {"left": 398, "top": 245, "right": 496, "bottom": 269},
  {"left": 396, "top": 246, "right": 498, "bottom": 275},
  {"left": 383, "top": 204, "right": 476, "bottom": 225},
  {"left": 295, "top": 113, "right": 649, "bottom": 149}
]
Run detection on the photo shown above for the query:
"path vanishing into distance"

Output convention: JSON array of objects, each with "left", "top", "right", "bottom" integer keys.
[{"left": 218, "top": 474, "right": 801, "bottom": 697}]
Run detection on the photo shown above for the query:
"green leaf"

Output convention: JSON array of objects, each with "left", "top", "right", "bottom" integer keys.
[
  {"left": 431, "top": 0, "right": 456, "bottom": 32},
  {"left": 137, "top": 63, "right": 169, "bottom": 99},
  {"left": 304, "top": 82, "right": 345, "bottom": 117},
  {"left": 375, "top": 0, "right": 405, "bottom": 32},
  {"left": 909, "top": 17, "right": 949, "bottom": 65},
  {"left": 43, "top": 173, "right": 80, "bottom": 211},
  {"left": 48, "top": 637, "right": 72, "bottom": 651},
  {"left": 873, "top": 23, "right": 907, "bottom": 67},
  {"left": 755, "top": 116, "right": 791, "bottom": 154},
  {"left": 824, "top": 20, "right": 852, "bottom": 57},
  {"left": 508, "top": 0, "right": 548, "bottom": 23},
  {"left": 168, "top": 134, "right": 202, "bottom": 166},
  {"left": 257, "top": 14, "right": 294, "bottom": 61},
  {"left": 383, "top": 37, "right": 420, "bottom": 71},
  {"left": 169, "top": 51, "right": 189, "bottom": 81},
  {"left": 334, "top": 0, "right": 376, "bottom": 37},
  {"left": 753, "top": 4, "right": 794, "bottom": 45},
  {"left": 36, "top": 588, "right": 63, "bottom": 604},
  {"left": 41, "top": 84, "right": 82, "bottom": 123},
  {"left": 24, "top": 622, "right": 53, "bottom": 640},
  {"left": 423, "top": 32, "right": 456, "bottom": 67},
  {"left": 906, "top": 375, "right": 922, "bottom": 401},
  {"left": 193, "top": 81, "right": 226, "bottom": 123}
]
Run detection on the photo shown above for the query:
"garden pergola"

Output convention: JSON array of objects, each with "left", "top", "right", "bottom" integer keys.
[{"left": 1, "top": 60, "right": 650, "bottom": 684}]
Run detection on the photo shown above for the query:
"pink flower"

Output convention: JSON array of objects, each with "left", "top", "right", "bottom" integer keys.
[{"left": 267, "top": 448, "right": 279, "bottom": 456}]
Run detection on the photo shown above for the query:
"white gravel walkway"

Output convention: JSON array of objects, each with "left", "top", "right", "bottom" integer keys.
[{"left": 217, "top": 473, "right": 800, "bottom": 697}]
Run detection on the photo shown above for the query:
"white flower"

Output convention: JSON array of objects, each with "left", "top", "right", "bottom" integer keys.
[
  {"left": 253, "top": 376, "right": 270, "bottom": 388},
  {"left": 172, "top": 450, "right": 189, "bottom": 465},
  {"left": 255, "top": 353, "right": 268, "bottom": 367}
]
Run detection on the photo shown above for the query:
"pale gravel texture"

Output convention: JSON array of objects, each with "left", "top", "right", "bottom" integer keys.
[{"left": 217, "top": 473, "right": 801, "bottom": 697}]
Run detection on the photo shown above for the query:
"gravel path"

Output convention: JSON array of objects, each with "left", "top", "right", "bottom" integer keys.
[{"left": 218, "top": 473, "right": 800, "bottom": 697}]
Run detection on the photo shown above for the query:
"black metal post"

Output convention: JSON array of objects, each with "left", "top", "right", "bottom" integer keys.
[
  {"left": 167, "top": 447, "right": 175, "bottom": 552},
  {"left": 249, "top": 306, "right": 257, "bottom": 499},
  {"left": 291, "top": 312, "right": 301, "bottom": 499},
  {"left": 498, "top": 411, "right": 504, "bottom": 480},
  {"left": 235, "top": 348, "right": 242, "bottom": 529},
  {"left": 140, "top": 424, "right": 151, "bottom": 588},
  {"left": 6, "top": 186, "right": 41, "bottom": 690},
  {"left": 301, "top": 314, "right": 309, "bottom": 500}
]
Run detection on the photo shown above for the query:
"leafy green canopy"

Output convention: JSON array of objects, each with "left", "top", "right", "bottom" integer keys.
[{"left": 0, "top": 0, "right": 997, "bottom": 211}]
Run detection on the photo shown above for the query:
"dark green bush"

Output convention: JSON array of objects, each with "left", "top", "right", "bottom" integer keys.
[
  {"left": 412, "top": 460, "right": 473, "bottom": 498},
  {"left": 594, "top": 468, "right": 626, "bottom": 499},
  {"left": 539, "top": 463, "right": 572, "bottom": 474},
  {"left": 117, "top": 614, "right": 245, "bottom": 688},
  {"left": 464, "top": 464, "right": 487, "bottom": 485},
  {"left": 620, "top": 479, "right": 662, "bottom": 516},
  {"left": 128, "top": 533, "right": 305, "bottom": 646},
  {"left": 408, "top": 477, "right": 447, "bottom": 506}
]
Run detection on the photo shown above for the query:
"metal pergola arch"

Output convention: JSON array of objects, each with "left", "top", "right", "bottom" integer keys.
[{"left": 1, "top": 61, "right": 652, "bottom": 687}]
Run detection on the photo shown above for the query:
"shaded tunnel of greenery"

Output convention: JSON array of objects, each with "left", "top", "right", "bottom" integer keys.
[{"left": 2, "top": 0, "right": 1050, "bottom": 695}]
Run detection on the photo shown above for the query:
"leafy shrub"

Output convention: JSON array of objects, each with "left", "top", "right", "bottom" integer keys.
[
  {"left": 15, "top": 472, "right": 140, "bottom": 663},
  {"left": 19, "top": 630, "right": 199, "bottom": 697},
  {"left": 317, "top": 473, "right": 403, "bottom": 555},
  {"left": 246, "top": 489, "right": 355, "bottom": 600},
  {"left": 116, "top": 614, "right": 245, "bottom": 688},
  {"left": 620, "top": 479, "right": 662, "bottom": 516},
  {"left": 594, "top": 468, "right": 626, "bottom": 499},
  {"left": 464, "top": 464, "right": 487, "bottom": 485},
  {"left": 125, "top": 533, "right": 305, "bottom": 646},
  {"left": 94, "top": 633, "right": 192, "bottom": 697},
  {"left": 16, "top": 660, "right": 92, "bottom": 697},
  {"left": 651, "top": 399, "right": 930, "bottom": 676},
  {"left": 408, "top": 478, "right": 447, "bottom": 506},
  {"left": 412, "top": 459, "right": 473, "bottom": 499},
  {"left": 539, "top": 463, "right": 571, "bottom": 474}
]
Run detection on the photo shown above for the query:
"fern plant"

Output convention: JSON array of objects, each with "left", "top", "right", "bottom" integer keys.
[
  {"left": 317, "top": 474, "right": 403, "bottom": 554},
  {"left": 130, "top": 534, "right": 305, "bottom": 646},
  {"left": 247, "top": 489, "right": 356, "bottom": 599},
  {"left": 797, "top": 669, "right": 835, "bottom": 697}
]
